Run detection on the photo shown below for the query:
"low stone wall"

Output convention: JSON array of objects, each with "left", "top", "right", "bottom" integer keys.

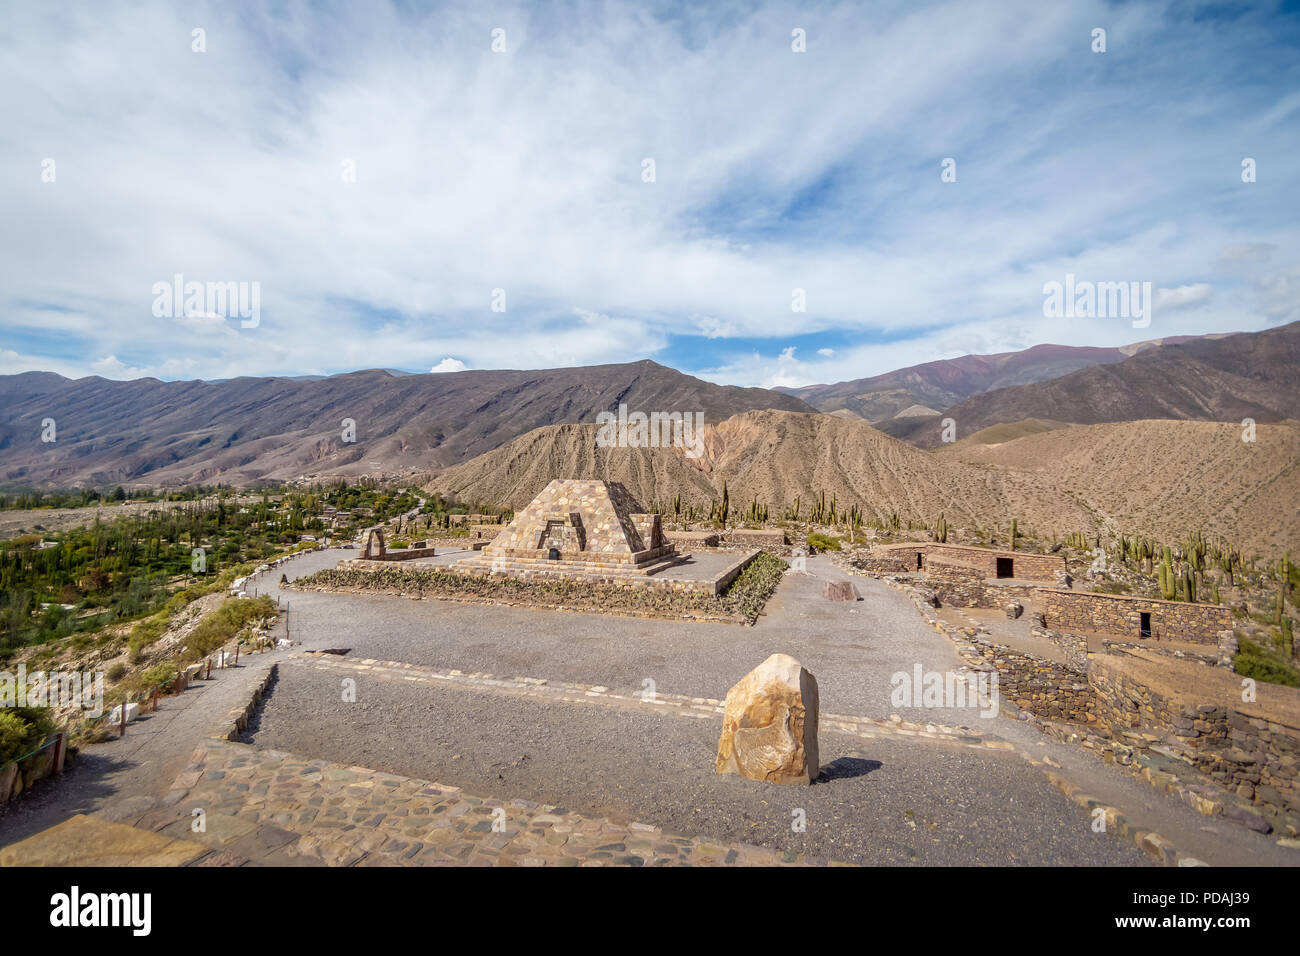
[
  {"left": 1090, "top": 655, "right": 1300, "bottom": 820},
  {"left": 665, "top": 530, "right": 720, "bottom": 549},
  {"left": 213, "top": 663, "right": 278, "bottom": 742},
  {"left": 1040, "top": 589, "right": 1232, "bottom": 643},
  {"left": 724, "top": 529, "right": 788, "bottom": 550},
  {"left": 925, "top": 564, "right": 1039, "bottom": 609},
  {"left": 372, "top": 546, "right": 440, "bottom": 562},
  {"left": 874, "top": 543, "right": 1065, "bottom": 582},
  {"left": 0, "top": 734, "right": 67, "bottom": 805},
  {"left": 963, "top": 639, "right": 1096, "bottom": 724}
]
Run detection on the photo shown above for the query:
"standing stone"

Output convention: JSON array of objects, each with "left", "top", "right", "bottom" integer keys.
[
  {"left": 1005, "top": 602, "right": 1024, "bottom": 620},
  {"left": 716, "top": 654, "right": 819, "bottom": 785},
  {"left": 822, "top": 580, "right": 861, "bottom": 602}
]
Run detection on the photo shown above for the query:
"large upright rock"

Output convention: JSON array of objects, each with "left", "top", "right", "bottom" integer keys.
[{"left": 716, "top": 654, "right": 819, "bottom": 785}]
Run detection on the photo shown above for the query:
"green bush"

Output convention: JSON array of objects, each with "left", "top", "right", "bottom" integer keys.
[
  {"left": 806, "top": 532, "right": 842, "bottom": 552},
  {"left": 138, "top": 662, "right": 178, "bottom": 693},
  {"left": 1235, "top": 638, "right": 1300, "bottom": 687},
  {"left": 183, "top": 595, "right": 276, "bottom": 659},
  {"left": 106, "top": 661, "right": 128, "bottom": 683},
  {"left": 0, "top": 706, "right": 54, "bottom": 764}
]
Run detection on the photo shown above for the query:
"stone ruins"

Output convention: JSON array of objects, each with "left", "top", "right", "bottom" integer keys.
[{"left": 453, "top": 479, "right": 683, "bottom": 584}]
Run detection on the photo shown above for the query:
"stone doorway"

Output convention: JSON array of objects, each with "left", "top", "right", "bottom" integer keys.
[{"left": 996, "top": 557, "right": 1014, "bottom": 579}]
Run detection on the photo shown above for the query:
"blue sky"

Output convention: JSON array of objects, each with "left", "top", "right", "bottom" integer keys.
[{"left": 1, "top": 0, "right": 1297, "bottom": 388}]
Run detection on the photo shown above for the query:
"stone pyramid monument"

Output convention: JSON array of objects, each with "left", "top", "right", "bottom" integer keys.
[{"left": 452, "top": 479, "right": 680, "bottom": 583}]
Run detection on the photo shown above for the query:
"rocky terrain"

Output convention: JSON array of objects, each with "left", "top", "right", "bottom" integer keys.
[{"left": 429, "top": 411, "right": 1300, "bottom": 557}]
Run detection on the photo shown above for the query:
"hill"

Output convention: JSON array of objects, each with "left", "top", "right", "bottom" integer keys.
[
  {"left": 894, "top": 322, "right": 1300, "bottom": 447},
  {"left": 773, "top": 336, "right": 1200, "bottom": 424},
  {"left": 429, "top": 409, "right": 1300, "bottom": 556},
  {"left": 0, "top": 361, "right": 814, "bottom": 487}
]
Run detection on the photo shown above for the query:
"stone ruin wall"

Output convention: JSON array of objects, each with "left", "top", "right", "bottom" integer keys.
[
  {"left": 1041, "top": 590, "right": 1232, "bottom": 644},
  {"left": 923, "top": 563, "right": 1040, "bottom": 610},
  {"left": 725, "top": 529, "right": 789, "bottom": 551},
  {"left": 855, "top": 544, "right": 1064, "bottom": 581},
  {"left": 1089, "top": 656, "right": 1300, "bottom": 818}
]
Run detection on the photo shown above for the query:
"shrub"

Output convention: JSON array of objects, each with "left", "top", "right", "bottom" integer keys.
[
  {"left": 1236, "top": 638, "right": 1300, "bottom": 688},
  {"left": 138, "top": 662, "right": 178, "bottom": 693},
  {"left": 106, "top": 661, "right": 128, "bottom": 683},
  {"left": 0, "top": 706, "right": 54, "bottom": 764},
  {"left": 183, "top": 595, "right": 276, "bottom": 659},
  {"left": 806, "top": 532, "right": 842, "bottom": 552}
]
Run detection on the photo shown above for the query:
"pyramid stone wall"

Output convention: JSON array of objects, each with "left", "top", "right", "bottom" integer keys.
[{"left": 453, "top": 479, "right": 677, "bottom": 580}]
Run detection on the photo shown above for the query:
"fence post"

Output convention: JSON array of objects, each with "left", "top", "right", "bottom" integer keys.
[
  {"left": 151, "top": 686, "right": 158, "bottom": 712},
  {"left": 206, "top": 657, "right": 212, "bottom": 680},
  {"left": 120, "top": 701, "right": 126, "bottom": 737},
  {"left": 52, "top": 732, "right": 66, "bottom": 774},
  {"left": 234, "top": 643, "right": 239, "bottom": 665}
]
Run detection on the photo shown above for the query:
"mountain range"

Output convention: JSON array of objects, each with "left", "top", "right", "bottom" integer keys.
[{"left": 2, "top": 322, "right": 1297, "bottom": 553}]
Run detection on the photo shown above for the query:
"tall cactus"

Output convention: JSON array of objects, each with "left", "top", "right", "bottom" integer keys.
[
  {"left": 1158, "top": 558, "right": 1176, "bottom": 601},
  {"left": 936, "top": 513, "right": 949, "bottom": 544},
  {"left": 1009, "top": 517, "right": 1018, "bottom": 551}
]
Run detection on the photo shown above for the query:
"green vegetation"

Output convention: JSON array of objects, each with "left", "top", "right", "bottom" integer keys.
[
  {"left": 0, "top": 706, "right": 54, "bottom": 764},
  {"left": 806, "top": 532, "right": 842, "bottom": 552},
  {"left": 1235, "top": 637, "right": 1300, "bottom": 688},
  {"left": 716, "top": 552, "right": 787, "bottom": 623},
  {"left": 181, "top": 595, "right": 276, "bottom": 661}
]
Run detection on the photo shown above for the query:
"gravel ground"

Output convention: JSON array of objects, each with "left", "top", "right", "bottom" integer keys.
[
  {"left": 274, "top": 549, "right": 984, "bottom": 726},
  {"left": 247, "top": 661, "right": 1153, "bottom": 866},
  {"left": 259, "top": 548, "right": 1300, "bottom": 866}
]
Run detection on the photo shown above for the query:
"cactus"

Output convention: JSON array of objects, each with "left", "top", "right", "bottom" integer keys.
[
  {"left": 1158, "top": 559, "right": 1176, "bottom": 601},
  {"left": 1183, "top": 566, "right": 1196, "bottom": 603},
  {"left": 1009, "top": 517, "right": 1018, "bottom": 551},
  {"left": 936, "top": 513, "right": 949, "bottom": 544},
  {"left": 1282, "top": 615, "right": 1294, "bottom": 658}
]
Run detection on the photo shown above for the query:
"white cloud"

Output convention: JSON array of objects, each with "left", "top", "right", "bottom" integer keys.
[
  {"left": 0, "top": 0, "right": 1295, "bottom": 384},
  {"left": 429, "top": 358, "right": 468, "bottom": 373},
  {"left": 1155, "top": 284, "right": 1213, "bottom": 311}
]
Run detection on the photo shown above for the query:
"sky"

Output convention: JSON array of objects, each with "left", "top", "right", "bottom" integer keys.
[{"left": 1, "top": 0, "right": 1298, "bottom": 389}]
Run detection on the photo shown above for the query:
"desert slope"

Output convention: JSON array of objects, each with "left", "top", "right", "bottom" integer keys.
[
  {"left": 937, "top": 419, "right": 1300, "bottom": 557},
  {"left": 430, "top": 410, "right": 1300, "bottom": 556}
]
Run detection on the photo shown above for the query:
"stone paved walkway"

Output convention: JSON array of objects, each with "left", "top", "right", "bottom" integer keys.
[{"left": 140, "top": 739, "right": 827, "bottom": 867}]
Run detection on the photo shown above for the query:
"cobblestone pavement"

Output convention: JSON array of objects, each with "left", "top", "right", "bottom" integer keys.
[
  {"left": 143, "top": 740, "right": 820, "bottom": 867},
  {"left": 0, "top": 654, "right": 287, "bottom": 851}
]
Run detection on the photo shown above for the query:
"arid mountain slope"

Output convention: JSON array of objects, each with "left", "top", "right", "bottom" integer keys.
[
  {"left": 937, "top": 419, "right": 1300, "bottom": 557},
  {"left": 774, "top": 336, "right": 1200, "bottom": 423},
  {"left": 894, "top": 321, "right": 1300, "bottom": 447},
  {"left": 0, "top": 361, "right": 813, "bottom": 487},
  {"left": 430, "top": 410, "right": 1300, "bottom": 557}
]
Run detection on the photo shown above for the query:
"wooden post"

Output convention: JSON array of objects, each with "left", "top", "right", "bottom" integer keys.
[
  {"left": 52, "top": 732, "right": 66, "bottom": 774},
  {"left": 120, "top": 701, "right": 126, "bottom": 737},
  {"left": 206, "top": 657, "right": 212, "bottom": 680},
  {"left": 234, "top": 643, "right": 239, "bottom": 665},
  {"left": 151, "top": 686, "right": 159, "bottom": 712}
]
